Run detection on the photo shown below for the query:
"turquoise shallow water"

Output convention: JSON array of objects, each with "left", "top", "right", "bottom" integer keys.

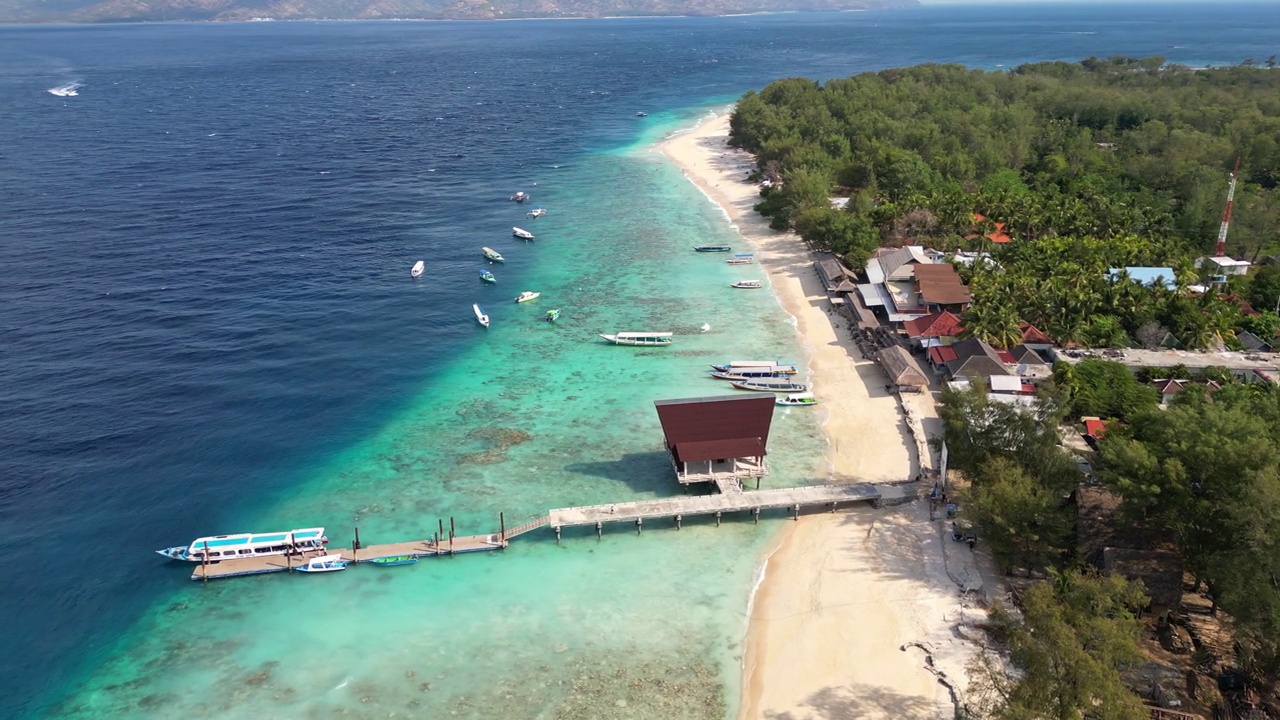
[{"left": 51, "top": 111, "right": 829, "bottom": 720}]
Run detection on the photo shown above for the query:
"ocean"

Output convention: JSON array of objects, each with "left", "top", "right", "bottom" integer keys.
[{"left": 2, "top": 4, "right": 1277, "bottom": 718}]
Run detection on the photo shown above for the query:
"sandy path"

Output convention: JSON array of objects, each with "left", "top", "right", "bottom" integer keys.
[{"left": 656, "top": 110, "right": 980, "bottom": 720}]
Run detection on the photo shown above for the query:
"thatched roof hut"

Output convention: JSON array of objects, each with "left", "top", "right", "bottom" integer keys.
[{"left": 877, "top": 345, "right": 930, "bottom": 389}]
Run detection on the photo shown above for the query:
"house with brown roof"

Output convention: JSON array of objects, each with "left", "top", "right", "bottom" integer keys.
[
  {"left": 903, "top": 311, "right": 965, "bottom": 348},
  {"left": 1018, "top": 322, "right": 1053, "bottom": 349},
  {"left": 814, "top": 254, "right": 859, "bottom": 294},
  {"left": 914, "top": 263, "right": 971, "bottom": 314},
  {"left": 1151, "top": 378, "right": 1222, "bottom": 406},
  {"left": 654, "top": 395, "right": 775, "bottom": 488},
  {"left": 876, "top": 345, "right": 931, "bottom": 391}
]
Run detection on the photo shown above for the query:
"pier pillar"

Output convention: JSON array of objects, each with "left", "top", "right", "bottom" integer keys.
[
  {"left": 715, "top": 511, "right": 722, "bottom": 527},
  {"left": 675, "top": 514, "right": 682, "bottom": 531},
  {"left": 354, "top": 526, "right": 362, "bottom": 551},
  {"left": 756, "top": 477, "right": 761, "bottom": 490},
  {"left": 500, "top": 512, "right": 506, "bottom": 545},
  {"left": 636, "top": 518, "right": 643, "bottom": 535},
  {"left": 596, "top": 522, "right": 602, "bottom": 539},
  {"left": 794, "top": 504, "right": 800, "bottom": 521},
  {"left": 753, "top": 508, "right": 760, "bottom": 525},
  {"left": 555, "top": 526, "right": 562, "bottom": 544}
]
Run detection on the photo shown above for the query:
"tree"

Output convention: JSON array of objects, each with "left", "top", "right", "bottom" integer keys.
[
  {"left": 1057, "top": 358, "right": 1159, "bottom": 421},
  {"left": 966, "top": 570, "right": 1150, "bottom": 720},
  {"left": 1247, "top": 265, "right": 1280, "bottom": 316},
  {"left": 963, "top": 457, "right": 1073, "bottom": 574}
]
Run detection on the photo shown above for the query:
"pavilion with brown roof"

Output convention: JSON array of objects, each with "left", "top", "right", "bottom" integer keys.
[
  {"left": 654, "top": 395, "right": 775, "bottom": 488},
  {"left": 913, "top": 264, "right": 971, "bottom": 313}
]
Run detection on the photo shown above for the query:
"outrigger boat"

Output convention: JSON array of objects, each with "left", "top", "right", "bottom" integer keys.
[
  {"left": 157, "top": 527, "right": 328, "bottom": 562},
  {"left": 478, "top": 269, "right": 497, "bottom": 284},
  {"left": 731, "top": 280, "right": 763, "bottom": 289},
  {"left": 515, "top": 291, "right": 540, "bottom": 303},
  {"left": 694, "top": 244, "right": 732, "bottom": 253},
  {"left": 367, "top": 555, "right": 418, "bottom": 567},
  {"left": 599, "top": 332, "right": 673, "bottom": 346},
  {"left": 473, "top": 303, "right": 490, "bottom": 327},
  {"left": 294, "top": 554, "right": 348, "bottom": 573},
  {"left": 726, "top": 253, "right": 755, "bottom": 265},
  {"left": 513, "top": 227, "right": 535, "bottom": 240},
  {"left": 731, "top": 379, "right": 809, "bottom": 393},
  {"left": 711, "top": 361, "right": 799, "bottom": 375},
  {"left": 709, "top": 367, "right": 793, "bottom": 381},
  {"left": 526, "top": 208, "right": 547, "bottom": 219},
  {"left": 776, "top": 392, "right": 819, "bottom": 406},
  {"left": 482, "top": 247, "right": 505, "bottom": 262},
  {"left": 511, "top": 191, "right": 528, "bottom": 203},
  {"left": 546, "top": 309, "right": 561, "bottom": 322},
  {"left": 410, "top": 260, "right": 425, "bottom": 277}
]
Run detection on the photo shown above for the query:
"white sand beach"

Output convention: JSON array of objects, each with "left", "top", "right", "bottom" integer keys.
[{"left": 657, "top": 111, "right": 983, "bottom": 720}]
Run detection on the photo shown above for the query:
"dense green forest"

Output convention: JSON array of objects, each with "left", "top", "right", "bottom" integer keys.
[{"left": 730, "top": 58, "right": 1280, "bottom": 349}]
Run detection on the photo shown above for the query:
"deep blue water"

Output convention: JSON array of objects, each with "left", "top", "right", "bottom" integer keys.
[{"left": 3, "top": 4, "right": 1279, "bottom": 718}]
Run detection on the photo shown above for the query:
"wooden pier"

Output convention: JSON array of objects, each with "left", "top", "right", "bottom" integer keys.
[{"left": 188, "top": 482, "right": 899, "bottom": 581}]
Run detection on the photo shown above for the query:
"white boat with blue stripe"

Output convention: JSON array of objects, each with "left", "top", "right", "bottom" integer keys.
[{"left": 157, "top": 527, "right": 328, "bottom": 562}]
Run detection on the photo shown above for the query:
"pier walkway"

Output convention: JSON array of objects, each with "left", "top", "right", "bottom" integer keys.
[{"left": 189, "top": 482, "right": 898, "bottom": 580}]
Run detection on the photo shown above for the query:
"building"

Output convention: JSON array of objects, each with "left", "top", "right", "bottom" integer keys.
[
  {"left": 914, "top": 264, "right": 972, "bottom": 314},
  {"left": 814, "top": 254, "right": 859, "bottom": 294},
  {"left": 1151, "top": 378, "right": 1222, "bottom": 405},
  {"left": 928, "top": 338, "right": 1011, "bottom": 380},
  {"left": 1237, "top": 330, "right": 1273, "bottom": 353},
  {"left": 1195, "top": 255, "right": 1251, "bottom": 277},
  {"left": 902, "top": 311, "right": 965, "bottom": 348},
  {"left": 1050, "top": 347, "right": 1280, "bottom": 384},
  {"left": 876, "top": 345, "right": 931, "bottom": 391},
  {"left": 653, "top": 395, "right": 775, "bottom": 489},
  {"left": 969, "top": 213, "right": 1012, "bottom": 244},
  {"left": 1107, "top": 266, "right": 1179, "bottom": 291},
  {"left": 1075, "top": 485, "right": 1184, "bottom": 621}
]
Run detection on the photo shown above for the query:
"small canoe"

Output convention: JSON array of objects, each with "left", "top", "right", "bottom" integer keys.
[
  {"left": 546, "top": 309, "right": 560, "bottom": 322},
  {"left": 515, "top": 291, "right": 540, "bottom": 303},
  {"left": 410, "top": 260, "right": 425, "bottom": 277},
  {"left": 513, "top": 227, "right": 535, "bottom": 240},
  {"left": 694, "top": 245, "right": 732, "bottom": 253},
  {"left": 478, "top": 269, "right": 497, "bottom": 283},
  {"left": 368, "top": 555, "right": 418, "bottom": 567},
  {"left": 731, "top": 280, "right": 763, "bottom": 289},
  {"left": 473, "top": 304, "right": 490, "bottom": 328},
  {"left": 482, "top": 247, "right": 505, "bottom": 262},
  {"left": 731, "top": 379, "right": 809, "bottom": 393}
]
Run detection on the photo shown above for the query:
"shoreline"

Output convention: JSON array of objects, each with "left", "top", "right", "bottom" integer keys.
[{"left": 657, "top": 110, "right": 981, "bottom": 719}]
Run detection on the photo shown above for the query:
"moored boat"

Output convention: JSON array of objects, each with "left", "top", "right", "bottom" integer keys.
[
  {"left": 726, "top": 254, "right": 755, "bottom": 265},
  {"left": 709, "top": 367, "right": 792, "bottom": 381},
  {"left": 295, "top": 554, "right": 348, "bottom": 573},
  {"left": 482, "top": 247, "right": 505, "bottom": 262},
  {"left": 410, "top": 260, "right": 425, "bottom": 277},
  {"left": 511, "top": 191, "right": 528, "bottom": 203},
  {"left": 156, "top": 527, "right": 328, "bottom": 562},
  {"left": 776, "top": 392, "right": 819, "bottom": 406},
  {"left": 478, "top": 269, "right": 497, "bottom": 283},
  {"left": 368, "top": 555, "right": 418, "bottom": 567},
  {"left": 731, "top": 280, "right": 763, "bottom": 289},
  {"left": 513, "top": 227, "right": 535, "bottom": 240},
  {"left": 599, "top": 332, "right": 673, "bottom": 346},
  {"left": 694, "top": 244, "right": 732, "bottom": 253},
  {"left": 526, "top": 208, "right": 547, "bottom": 219},
  {"left": 730, "top": 379, "right": 809, "bottom": 393},
  {"left": 546, "top": 309, "right": 561, "bottom": 322},
  {"left": 473, "top": 303, "right": 490, "bottom": 327},
  {"left": 515, "top": 291, "right": 540, "bottom": 303},
  {"left": 711, "top": 361, "right": 799, "bottom": 375}
]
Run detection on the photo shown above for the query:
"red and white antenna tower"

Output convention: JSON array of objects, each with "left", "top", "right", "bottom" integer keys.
[{"left": 1214, "top": 157, "right": 1242, "bottom": 257}]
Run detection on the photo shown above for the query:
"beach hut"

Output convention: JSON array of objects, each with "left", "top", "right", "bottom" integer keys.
[
  {"left": 876, "top": 345, "right": 930, "bottom": 392},
  {"left": 654, "top": 395, "right": 775, "bottom": 489}
]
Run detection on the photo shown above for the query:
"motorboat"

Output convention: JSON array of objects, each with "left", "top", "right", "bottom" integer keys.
[
  {"left": 731, "top": 379, "right": 810, "bottom": 393},
  {"left": 48, "top": 83, "right": 80, "bottom": 97},
  {"left": 368, "top": 555, "right": 418, "bottom": 567},
  {"left": 478, "top": 269, "right": 497, "bottom": 283},
  {"left": 694, "top": 245, "right": 732, "bottom": 253},
  {"left": 511, "top": 191, "right": 528, "bottom": 203},
  {"left": 512, "top": 227, "right": 535, "bottom": 240},
  {"left": 709, "top": 367, "right": 793, "bottom": 381},
  {"left": 776, "top": 392, "right": 819, "bottom": 406},
  {"left": 294, "top": 554, "right": 348, "bottom": 573},
  {"left": 515, "top": 291, "right": 540, "bottom": 303},
  {"left": 636, "top": 112, "right": 648, "bottom": 117},
  {"left": 711, "top": 361, "right": 798, "bottom": 375},
  {"left": 526, "top": 208, "right": 547, "bottom": 219},
  {"left": 731, "top": 280, "right": 763, "bottom": 289},
  {"left": 410, "top": 260, "right": 425, "bottom": 277},
  {"left": 546, "top": 309, "right": 561, "bottom": 322},
  {"left": 157, "top": 527, "right": 328, "bottom": 562},
  {"left": 482, "top": 247, "right": 505, "bottom": 262},
  {"left": 726, "top": 254, "right": 755, "bottom": 265},
  {"left": 599, "top": 332, "right": 673, "bottom": 346},
  {"left": 473, "top": 304, "right": 490, "bottom": 327}
]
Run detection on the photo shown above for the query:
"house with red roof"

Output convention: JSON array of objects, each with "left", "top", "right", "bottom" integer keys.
[
  {"left": 903, "top": 311, "right": 965, "bottom": 348},
  {"left": 1151, "top": 378, "right": 1222, "bottom": 406},
  {"left": 969, "top": 213, "right": 1012, "bottom": 245}
]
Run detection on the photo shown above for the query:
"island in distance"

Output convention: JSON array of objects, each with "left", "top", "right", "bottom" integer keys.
[{"left": 2, "top": 0, "right": 916, "bottom": 23}]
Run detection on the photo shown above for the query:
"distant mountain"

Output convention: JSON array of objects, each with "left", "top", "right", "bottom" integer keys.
[{"left": 3, "top": 0, "right": 916, "bottom": 23}]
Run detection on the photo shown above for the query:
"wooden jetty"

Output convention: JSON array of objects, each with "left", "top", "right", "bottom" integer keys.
[{"left": 188, "top": 483, "right": 896, "bottom": 581}]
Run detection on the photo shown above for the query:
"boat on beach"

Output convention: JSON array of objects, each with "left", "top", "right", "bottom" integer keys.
[
  {"left": 731, "top": 379, "right": 810, "bottom": 393},
  {"left": 511, "top": 191, "right": 528, "bottom": 203},
  {"left": 694, "top": 244, "right": 732, "bottom": 253},
  {"left": 599, "top": 332, "right": 673, "bottom": 346},
  {"left": 473, "top": 304, "right": 490, "bottom": 327},
  {"left": 711, "top": 361, "right": 799, "bottom": 375},
  {"left": 776, "top": 392, "right": 819, "bottom": 406},
  {"left": 513, "top": 227, "right": 535, "bottom": 240},
  {"left": 367, "top": 555, "right": 418, "bottom": 567},
  {"left": 478, "top": 269, "right": 497, "bottom": 283},
  {"left": 482, "top": 247, "right": 504, "bottom": 262},
  {"left": 157, "top": 527, "right": 328, "bottom": 562},
  {"left": 726, "top": 254, "right": 755, "bottom": 265},
  {"left": 546, "top": 309, "right": 561, "bottom": 322},
  {"left": 526, "top": 208, "right": 547, "bottom": 219},
  {"left": 515, "top": 291, "right": 540, "bottom": 303},
  {"left": 731, "top": 280, "right": 763, "bottom": 289},
  {"left": 294, "top": 554, "right": 348, "bottom": 573},
  {"left": 410, "top": 260, "right": 425, "bottom": 277}
]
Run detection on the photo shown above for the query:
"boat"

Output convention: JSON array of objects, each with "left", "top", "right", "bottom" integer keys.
[
  {"left": 711, "top": 361, "right": 799, "bottom": 375},
  {"left": 776, "top": 392, "right": 819, "bottom": 406},
  {"left": 367, "top": 555, "right": 418, "bottom": 567},
  {"left": 410, "top": 260, "right": 425, "bottom": 277},
  {"left": 526, "top": 208, "right": 547, "bottom": 219},
  {"left": 511, "top": 191, "right": 528, "bottom": 203},
  {"left": 512, "top": 227, "right": 535, "bottom": 240},
  {"left": 546, "top": 309, "right": 561, "bottom": 322},
  {"left": 709, "top": 368, "right": 793, "bottom": 381},
  {"left": 156, "top": 527, "right": 328, "bottom": 562},
  {"left": 599, "top": 332, "right": 673, "bottom": 346},
  {"left": 515, "top": 291, "right": 540, "bottom": 303},
  {"left": 473, "top": 303, "right": 490, "bottom": 327},
  {"left": 731, "top": 379, "right": 810, "bottom": 393},
  {"left": 482, "top": 247, "right": 505, "bottom": 262},
  {"left": 636, "top": 111, "right": 648, "bottom": 117},
  {"left": 48, "top": 83, "right": 80, "bottom": 97},
  {"left": 694, "top": 245, "right": 733, "bottom": 253},
  {"left": 294, "top": 554, "right": 348, "bottom": 573},
  {"left": 726, "top": 254, "right": 755, "bottom": 265},
  {"left": 731, "top": 280, "right": 763, "bottom": 289},
  {"left": 478, "top": 269, "right": 497, "bottom": 283}
]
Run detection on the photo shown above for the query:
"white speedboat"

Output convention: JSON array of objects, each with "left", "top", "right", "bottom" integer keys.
[
  {"left": 731, "top": 280, "right": 763, "bottom": 289},
  {"left": 511, "top": 191, "right": 528, "bottom": 203},
  {"left": 512, "top": 227, "right": 535, "bottom": 240},
  {"left": 482, "top": 247, "right": 505, "bottom": 262},
  {"left": 48, "top": 83, "right": 80, "bottom": 97},
  {"left": 473, "top": 303, "right": 490, "bottom": 327},
  {"left": 410, "top": 260, "right": 425, "bottom": 277},
  {"left": 157, "top": 527, "right": 328, "bottom": 562},
  {"left": 294, "top": 554, "right": 348, "bottom": 573},
  {"left": 599, "top": 332, "right": 673, "bottom": 346},
  {"left": 515, "top": 291, "right": 540, "bottom": 303},
  {"left": 711, "top": 361, "right": 799, "bottom": 375},
  {"left": 526, "top": 208, "right": 547, "bottom": 219},
  {"left": 776, "top": 392, "right": 819, "bottom": 406},
  {"left": 726, "top": 254, "right": 755, "bottom": 265}
]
